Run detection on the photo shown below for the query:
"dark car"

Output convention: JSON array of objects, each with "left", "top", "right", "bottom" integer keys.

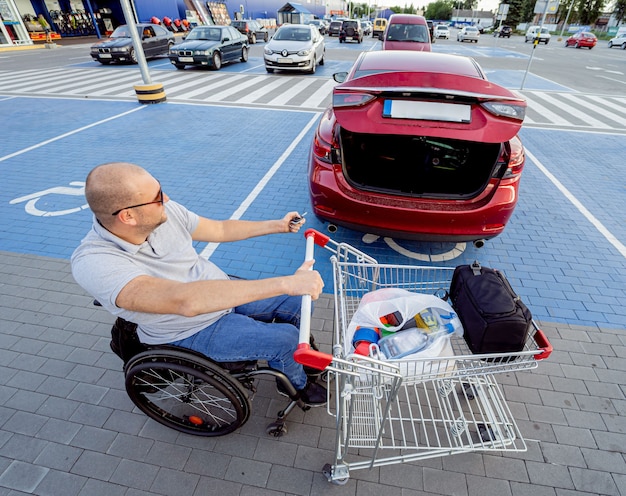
[
  {"left": 339, "top": 19, "right": 363, "bottom": 43},
  {"left": 308, "top": 19, "right": 326, "bottom": 35},
  {"left": 308, "top": 50, "right": 527, "bottom": 243},
  {"left": 90, "top": 24, "right": 174, "bottom": 65},
  {"left": 168, "top": 25, "right": 248, "bottom": 70},
  {"left": 231, "top": 19, "right": 269, "bottom": 43},
  {"left": 328, "top": 20, "right": 342, "bottom": 37},
  {"left": 495, "top": 25, "right": 512, "bottom": 37},
  {"left": 426, "top": 20, "right": 435, "bottom": 43}
]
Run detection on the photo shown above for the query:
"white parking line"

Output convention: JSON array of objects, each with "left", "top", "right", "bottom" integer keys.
[
  {"left": 0, "top": 106, "right": 146, "bottom": 164},
  {"left": 525, "top": 147, "right": 626, "bottom": 259},
  {"left": 199, "top": 112, "right": 321, "bottom": 259}
]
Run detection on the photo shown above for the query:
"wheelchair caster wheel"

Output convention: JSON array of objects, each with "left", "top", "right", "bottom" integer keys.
[{"left": 266, "top": 422, "right": 287, "bottom": 437}]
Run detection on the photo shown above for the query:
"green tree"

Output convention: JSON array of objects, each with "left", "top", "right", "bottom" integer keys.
[
  {"left": 495, "top": 0, "right": 527, "bottom": 27},
  {"left": 576, "top": 0, "right": 605, "bottom": 24},
  {"left": 425, "top": 0, "right": 454, "bottom": 20},
  {"left": 614, "top": 0, "right": 626, "bottom": 24}
]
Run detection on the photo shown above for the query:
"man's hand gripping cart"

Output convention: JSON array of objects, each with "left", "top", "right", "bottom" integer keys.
[{"left": 295, "top": 229, "right": 553, "bottom": 485}]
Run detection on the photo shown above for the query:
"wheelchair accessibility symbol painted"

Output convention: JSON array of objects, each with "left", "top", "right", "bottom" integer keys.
[
  {"left": 362, "top": 234, "right": 467, "bottom": 262},
  {"left": 9, "top": 182, "right": 88, "bottom": 217}
]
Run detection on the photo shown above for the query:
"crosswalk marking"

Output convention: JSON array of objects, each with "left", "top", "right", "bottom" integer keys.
[
  {"left": 522, "top": 93, "right": 572, "bottom": 126},
  {"left": 265, "top": 77, "right": 317, "bottom": 106},
  {"left": 533, "top": 91, "right": 607, "bottom": 128},
  {"left": 300, "top": 79, "right": 336, "bottom": 108},
  {"left": 1, "top": 68, "right": 625, "bottom": 131}
]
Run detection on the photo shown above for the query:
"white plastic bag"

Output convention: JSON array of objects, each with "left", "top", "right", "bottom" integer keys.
[
  {"left": 346, "top": 288, "right": 462, "bottom": 349},
  {"left": 346, "top": 288, "right": 462, "bottom": 382}
]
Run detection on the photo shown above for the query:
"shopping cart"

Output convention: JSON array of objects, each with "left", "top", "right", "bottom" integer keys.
[{"left": 295, "top": 230, "right": 553, "bottom": 484}]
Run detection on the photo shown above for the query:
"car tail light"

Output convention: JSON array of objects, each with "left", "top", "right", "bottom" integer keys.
[
  {"left": 313, "top": 132, "right": 341, "bottom": 164},
  {"left": 481, "top": 101, "right": 526, "bottom": 121},
  {"left": 313, "top": 134, "right": 333, "bottom": 163},
  {"left": 502, "top": 136, "right": 524, "bottom": 179},
  {"left": 333, "top": 92, "right": 376, "bottom": 108}
]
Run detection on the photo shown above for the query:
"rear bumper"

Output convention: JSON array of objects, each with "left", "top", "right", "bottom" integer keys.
[{"left": 308, "top": 157, "right": 520, "bottom": 242}]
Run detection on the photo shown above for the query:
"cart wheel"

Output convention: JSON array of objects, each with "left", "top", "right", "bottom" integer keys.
[
  {"left": 462, "top": 382, "right": 476, "bottom": 400},
  {"left": 477, "top": 423, "right": 496, "bottom": 442},
  {"left": 322, "top": 464, "right": 349, "bottom": 485},
  {"left": 266, "top": 422, "right": 287, "bottom": 437}
]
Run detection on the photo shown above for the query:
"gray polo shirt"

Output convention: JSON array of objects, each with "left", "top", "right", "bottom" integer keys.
[{"left": 71, "top": 200, "right": 230, "bottom": 344}]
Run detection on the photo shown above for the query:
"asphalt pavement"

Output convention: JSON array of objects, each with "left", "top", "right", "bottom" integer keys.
[{"left": 0, "top": 37, "right": 624, "bottom": 496}]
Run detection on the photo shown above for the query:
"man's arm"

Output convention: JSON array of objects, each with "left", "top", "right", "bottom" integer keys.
[
  {"left": 115, "top": 260, "right": 323, "bottom": 317},
  {"left": 191, "top": 211, "right": 304, "bottom": 243}
]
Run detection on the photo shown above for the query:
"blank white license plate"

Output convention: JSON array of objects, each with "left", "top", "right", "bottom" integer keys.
[
  {"left": 383, "top": 100, "right": 471, "bottom": 123},
  {"left": 99, "top": 53, "right": 112, "bottom": 58},
  {"left": 278, "top": 57, "right": 292, "bottom": 63},
  {"left": 179, "top": 56, "right": 194, "bottom": 62}
]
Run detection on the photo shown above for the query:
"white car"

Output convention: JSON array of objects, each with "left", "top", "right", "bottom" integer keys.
[
  {"left": 457, "top": 26, "right": 480, "bottom": 43},
  {"left": 608, "top": 33, "right": 626, "bottom": 49},
  {"left": 434, "top": 24, "right": 450, "bottom": 39},
  {"left": 264, "top": 24, "right": 325, "bottom": 74},
  {"left": 525, "top": 26, "right": 551, "bottom": 44}
]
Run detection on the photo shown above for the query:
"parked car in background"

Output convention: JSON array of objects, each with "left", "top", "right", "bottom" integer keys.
[
  {"left": 382, "top": 14, "right": 431, "bottom": 51},
  {"left": 264, "top": 24, "right": 325, "bottom": 73},
  {"left": 168, "top": 25, "right": 248, "bottom": 70},
  {"left": 361, "top": 20, "right": 372, "bottom": 36},
  {"left": 426, "top": 20, "right": 435, "bottom": 43},
  {"left": 90, "top": 24, "right": 174, "bottom": 64},
  {"left": 525, "top": 26, "right": 550, "bottom": 44},
  {"left": 372, "top": 17, "right": 387, "bottom": 38},
  {"left": 308, "top": 50, "right": 527, "bottom": 242},
  {"left": 328, "top": 20, "right": 342, "bottom": 36},
  {"left": 434, "top": 24, "right": 450, "bottom": 39},
  {"left": 308, "top": 19, "right": 326, "bottom": 35},
  {"left": 457, "top": 25, "right": 480, "bottom": 43},
  {"left": 339, "top": 19, "right": 364, "bottom": 43},
  {"left": 231, "top": 19, "right": 269, "bottom": 43},
  {"left": 608, "top": 32, "right": 626, "bottom": 48},
  {"left": 494, "top": 25, "right": 512, "bottom": 37},
  {"left": 565, "top": 31, "right": 597, "bottom": 49}
]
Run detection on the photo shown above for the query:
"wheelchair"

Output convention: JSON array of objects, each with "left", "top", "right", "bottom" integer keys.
[{"left": 107, "top": 314, "right": 323, "bottom": 437}]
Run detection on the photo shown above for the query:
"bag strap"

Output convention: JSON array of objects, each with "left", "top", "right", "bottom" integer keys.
[{"left": 471, "top": 260, "right": 482, "bottom": 276}]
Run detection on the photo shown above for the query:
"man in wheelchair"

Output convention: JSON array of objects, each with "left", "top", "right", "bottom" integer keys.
[{"left": 72, "top": 162, "right": 327, "bottom": 406}]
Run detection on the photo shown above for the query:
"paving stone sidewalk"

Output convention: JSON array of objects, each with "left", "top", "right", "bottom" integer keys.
[{"left": 0, "top": 250, "right": 624, "bottom": 496}]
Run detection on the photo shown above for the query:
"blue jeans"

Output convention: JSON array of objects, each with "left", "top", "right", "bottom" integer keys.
[{"left": 170, "top": 295, "right": 308, "bottom": 390}]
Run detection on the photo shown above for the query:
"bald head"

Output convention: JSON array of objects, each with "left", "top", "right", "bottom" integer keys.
[{"left": 85, "top": 162, "right": 153, "bottom": 221}]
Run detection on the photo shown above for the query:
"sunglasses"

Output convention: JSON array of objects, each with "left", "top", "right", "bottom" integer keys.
[{"left": 112, "top": 184, "right": 164, "bottom": 216}]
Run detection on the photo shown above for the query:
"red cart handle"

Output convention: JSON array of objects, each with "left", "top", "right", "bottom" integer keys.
[
  {"left": 533, "top": 328, "right": 553, "bottom": 360},
  {"left": 294, "top": 343, "right": 333, "bottom": 370},
  {"left": 304, "top": 228, "right": 330, "bottom": 248},
  {"left": 294, "top": 230, "right": 334, "bottom": 371}
]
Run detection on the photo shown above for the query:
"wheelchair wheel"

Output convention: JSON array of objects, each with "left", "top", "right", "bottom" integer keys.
[{"left": 125, "top": 349, "right": 251, "bottom": 436}]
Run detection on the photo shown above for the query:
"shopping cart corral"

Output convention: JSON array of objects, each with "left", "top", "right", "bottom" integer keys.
[{"left": 295, "top": 230, "right": 553, "bottom": 484}]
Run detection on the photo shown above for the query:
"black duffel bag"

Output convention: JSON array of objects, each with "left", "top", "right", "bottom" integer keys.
[{"left": 449, "top": 261, "right": 532, "bottom": 356}]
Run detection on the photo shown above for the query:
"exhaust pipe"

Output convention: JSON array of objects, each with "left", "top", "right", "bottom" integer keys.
[
  {"left": 473, "top": 239, "right": 486, "bottom": 249},
  {"left": 327, "top": 224, "right": 338, "bottom": 234}
]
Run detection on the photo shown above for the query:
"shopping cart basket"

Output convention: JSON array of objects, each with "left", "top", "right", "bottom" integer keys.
[{"left": 295, "top": 230, "right": 553, "bottom": 484}]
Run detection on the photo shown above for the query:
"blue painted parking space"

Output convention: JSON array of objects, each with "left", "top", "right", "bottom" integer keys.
[
  {"left": 484, "top": 69, "right": 574, "bottom": 91},
  {"left": 2, "top": 88, "right": 624, "bottom": 330}
]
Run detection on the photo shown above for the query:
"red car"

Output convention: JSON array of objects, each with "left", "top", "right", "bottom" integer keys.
[
  {"left": 382, "top": 14, "right": 432, "bottom": 52},
  {"left": 565, "top": 31, "right": 597, "bottom": 49},
  {"left": 308, "top": 50, "right": 527, "bottom": 243}
]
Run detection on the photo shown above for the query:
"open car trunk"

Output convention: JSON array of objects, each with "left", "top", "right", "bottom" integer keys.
[{"left": 340, "top": 129, "right": 503, "bottom": 199}]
